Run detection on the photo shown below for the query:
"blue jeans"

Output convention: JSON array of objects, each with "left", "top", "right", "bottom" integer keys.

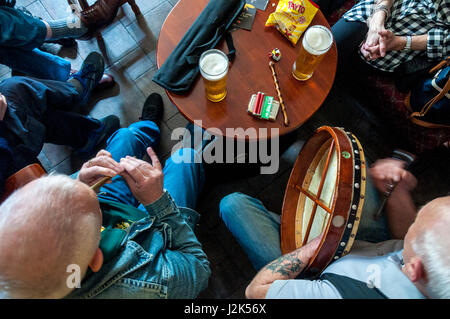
[
  {"left": 97, "top": 121, "right": 205, "bottom": 213},
  {"left": 0, "top": 6, "right": 71, "bottom": 81},
  {"left": 220, "top": 193, "right": 282, "bottom": 271}
]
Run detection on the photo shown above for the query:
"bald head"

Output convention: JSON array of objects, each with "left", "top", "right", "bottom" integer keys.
[
  {"left": 0, "top": 175, "right": 102, "bottom": 298},
  {"left": 403, "top": 196, "right": 450, "bottom": 298}
]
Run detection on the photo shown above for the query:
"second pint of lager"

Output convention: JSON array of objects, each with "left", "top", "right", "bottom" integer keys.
[
  {"left": 199, "top": 49, "right": 229, "bottom": 102},
  {"left": 292, "top": 25, "right": 333, "bottom": 81}
]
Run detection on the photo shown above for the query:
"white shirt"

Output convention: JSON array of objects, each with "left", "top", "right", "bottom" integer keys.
[{"left": 266, "top": 240, "right": 425, "bottom": 299}]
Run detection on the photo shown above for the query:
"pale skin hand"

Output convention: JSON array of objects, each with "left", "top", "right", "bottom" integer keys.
[
  {"left": 0, "top": 93, "right": 7, "bottom": 121},
  {"left": 369, "top": 158, "right": 418, "bottom": 239},
  {"left": 363, "top": 29, "right": 408, "bottom": 60},
  {"left": 369, "top": 158, "right": 417, "bottom": 193},
  {"left": 361, "top": 10, "right": 388, "bottom": 60},
  {"left": 360, "top": 0, "right": 428, "bottom": 60},
  {"left": 119, "top": 147, "right": 164, "bottom": 206},
  {"left": 78, "top": 150, "right": 124, "bottom": 187},
  {"left": 361, "top": 0, "right": 395, "bottom": 60},
  {"left": 246, "top": 234, "right": 323, "bottom": 299}
]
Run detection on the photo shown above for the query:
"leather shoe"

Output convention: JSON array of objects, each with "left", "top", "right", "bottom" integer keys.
[
  {"left": 70, "top": 70, "right": 115, "bottom": 91},
  {"left": 79, "top": 0, "right": 122, "bottom": 40},
  {"left": 140, "top": 93, "right": 164, "bottom": 125},
  {"left": 69, "top": 52, "right": 105, "bottom": 105}
]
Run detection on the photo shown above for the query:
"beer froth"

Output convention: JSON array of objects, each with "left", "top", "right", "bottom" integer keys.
[
  {"left": 200, "top": 52, "right": 228, "bottom": 81},
  {"left": 303, "top": 26, "right": 333, "bottom": 56},
  {"left": 199, "top": 49, "right": 229, "bottom": 102}
]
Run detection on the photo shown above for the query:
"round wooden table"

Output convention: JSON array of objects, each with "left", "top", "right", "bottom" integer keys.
[{"left": 157, "top": 0, "right": 337, "bottom": 140}]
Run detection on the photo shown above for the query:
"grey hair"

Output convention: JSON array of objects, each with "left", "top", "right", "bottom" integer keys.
[
  {"left": 412, "top": 202, "right": 450, "bottom": 299},
  {"left": 0, "top": 175, "right": 101, "bottom": 299}
]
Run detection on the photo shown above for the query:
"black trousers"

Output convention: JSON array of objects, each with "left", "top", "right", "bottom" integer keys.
[{"left": 0, "top": 76, "right": 101, "bottom": 170}]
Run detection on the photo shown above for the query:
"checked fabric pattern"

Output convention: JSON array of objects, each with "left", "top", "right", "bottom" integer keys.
[
  {"left": 344, "top": 0, "right": 450, "bottom": 72},
  {"left": 326, "top": 0, "right": 450, "bottom": 154}
]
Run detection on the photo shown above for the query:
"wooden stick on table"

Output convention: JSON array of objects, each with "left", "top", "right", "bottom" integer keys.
[{"left": 269, "top": 61, "right": 289, "bottom": 127}]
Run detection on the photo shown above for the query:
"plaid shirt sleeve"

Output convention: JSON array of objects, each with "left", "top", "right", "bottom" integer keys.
[
  {"left": 427, "top": 27, "right": 449, "bottom": 59},
  {"left": 427, "top": 0, "right": 450, "bottom": 59}
]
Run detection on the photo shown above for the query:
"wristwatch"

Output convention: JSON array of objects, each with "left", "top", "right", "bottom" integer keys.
[{"left": 403, "top": 35, "right": 412, "bottom": 51}]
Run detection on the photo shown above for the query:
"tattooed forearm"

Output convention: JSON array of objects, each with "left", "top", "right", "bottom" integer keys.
[
  {"left": 264, "top": 251, "right": 306, "bottom": 279},
  {"left": 246, "top": 242, "right": 318, "bottom": 298}
]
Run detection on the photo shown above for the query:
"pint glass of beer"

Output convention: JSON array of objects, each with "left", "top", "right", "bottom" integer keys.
[
  {"left": 199, "top": 49, "right": 229, "bottom": 102},
  {"left": 292, "top": 25, "right": 333, "bottom": 81}
]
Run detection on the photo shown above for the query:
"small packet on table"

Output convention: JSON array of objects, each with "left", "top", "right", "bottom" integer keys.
[
  {"left": 247, "top": 92, "right": 280, "bottom": 121},
  {"left": 265, "top": 0, "right": 319, "bottom": 45}
]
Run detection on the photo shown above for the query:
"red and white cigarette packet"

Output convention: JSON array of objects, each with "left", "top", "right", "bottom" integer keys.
[{"left": 248, "top": 93, "right": 280, "bottom": 121}]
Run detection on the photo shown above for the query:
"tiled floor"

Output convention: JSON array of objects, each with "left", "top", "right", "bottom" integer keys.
[{"left": 2, "top": 0, "right": 449, "bottom": 299}]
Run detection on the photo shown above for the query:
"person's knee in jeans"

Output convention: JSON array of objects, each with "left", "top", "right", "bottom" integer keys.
[
  {"left": 219, "top": 192, "right": 257, "bottom": 224},
  {"left": 106, "top": 125, "right": 158, "bottom": 161},
  {"left": 220, "top": 193, "right": 282, "bottom": 270},
  {"left": 163, "top": 148, "right": 205, "bottom": 209}
]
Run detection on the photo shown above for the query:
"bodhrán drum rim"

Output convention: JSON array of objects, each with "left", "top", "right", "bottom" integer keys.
[{"left": 281, "top": 126, "right": 366, "bottom": 277}]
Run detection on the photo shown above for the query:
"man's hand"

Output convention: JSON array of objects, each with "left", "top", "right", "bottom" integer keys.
[
  {"left": 0, "top": 94, "right": 7, "bottom": 121},
  {"left": 301, "top": 233, "right": 324, "bottom": 260},
  {"left": 119, "top": 147, "right": 164, "bottom": 206},
  {"left": 369, "top": 158, "right": 417, "bottom": 194},
  {"left": 78, "top": 150, "right": 123, "bottom": 187}
]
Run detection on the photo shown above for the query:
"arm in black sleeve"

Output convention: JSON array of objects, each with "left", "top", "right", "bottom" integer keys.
[{"left": 0, "top": 0, "right": 15, "bottom": 7}]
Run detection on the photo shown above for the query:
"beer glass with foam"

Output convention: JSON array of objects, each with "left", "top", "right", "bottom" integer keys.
[
  {"left": 292, "top": 25, "right": 333, "bottom": 81},
  {"left": 199, "top": 49, "right": 229, "bottom": 102}
]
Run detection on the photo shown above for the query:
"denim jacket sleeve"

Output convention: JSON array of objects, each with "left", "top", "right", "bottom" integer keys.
[{"left": 144, "top": 191, "right": 211, "bottom": 298}]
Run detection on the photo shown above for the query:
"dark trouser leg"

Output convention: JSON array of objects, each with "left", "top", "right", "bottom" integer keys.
[
  {"left": 331, "top": 19, "right": 368, "bottom": 76},
  {"left": 43, "top": 110, "right": 102, "bottom": 149},
  {"left": 313, "top": 0, "right": 347, "bottom": 16},
  {"left": 0, "top": 77, "right": 84, "bottom": 169},
  {"left": 0, "top": 47, "right": 71, "bottom": 82},
  {"left": 0, "top": 7, "right": 73, "bottom": 81},
  {"left": 0, "top": 76, "right": 82, "bottom": 113}
]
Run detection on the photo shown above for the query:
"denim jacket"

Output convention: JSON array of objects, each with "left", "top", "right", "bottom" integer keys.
[{"left": 66, "top": 191, "right": 211, "bottom": 299}]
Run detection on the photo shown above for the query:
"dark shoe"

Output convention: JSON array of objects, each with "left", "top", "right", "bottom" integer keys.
[
  {"left": 74, "top": 115, "right": 120, "bottom": 158},
  {"left": 140, "top": 93, "right": 164, "bottom": 124},
  {"left": 45, "top": 38, "right": 77, "bottom": 48},
  {"left": 79, "top": 0, "right": 122, "bottom": 40},
  {"left": 70, "top": 70, "right": 115, "bottom": 91},
  {"left": 69, "top": 52, "right": 105, "bottom": 105}
]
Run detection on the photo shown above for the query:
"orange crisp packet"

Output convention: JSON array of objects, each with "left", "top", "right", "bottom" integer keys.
[{"left": 265, "top": 0, "right": 319, "bottom": 45}]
